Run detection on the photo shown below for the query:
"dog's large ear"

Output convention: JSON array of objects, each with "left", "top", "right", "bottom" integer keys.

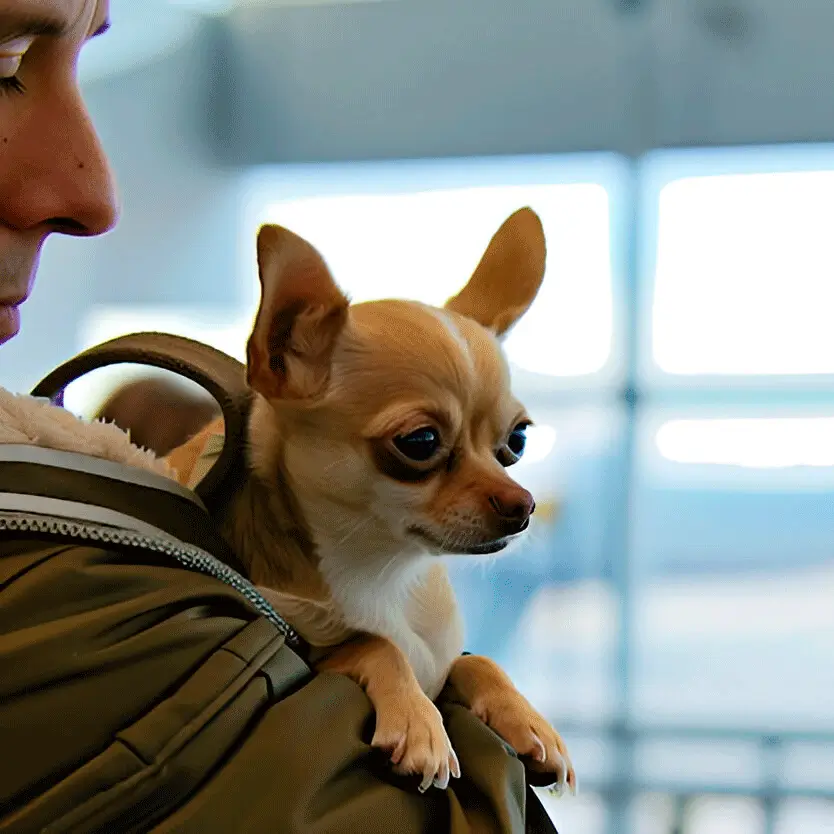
[
  {"left": 444, "top": 207, "right": 546, "bottom": 338},
  {"left": 246, "top": 224, "right": 350, "bottom": 401}
]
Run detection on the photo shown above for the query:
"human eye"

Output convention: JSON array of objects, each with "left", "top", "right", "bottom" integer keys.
[{"left": 0, "top": 39, "right": 31, "bottom": 96}]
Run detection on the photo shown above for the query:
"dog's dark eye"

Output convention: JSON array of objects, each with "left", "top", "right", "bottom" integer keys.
[
  {"left": 393, "top": 427, "right": 441, "bottom": 462},
  {"left": 497, "top": 423, "right": 528, "bottom": 467},
  {"left": 508, "top": 425, "right": 527, "bottom": 456}
]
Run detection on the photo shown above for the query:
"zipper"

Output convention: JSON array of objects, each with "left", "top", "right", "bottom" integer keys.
[{"left": 0, "top": 512, "right": 304, "bottom": 652}]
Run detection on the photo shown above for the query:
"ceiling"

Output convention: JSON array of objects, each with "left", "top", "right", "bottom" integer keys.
[{"left": 82, "top": 0, "right": 834, "bottom": 164}]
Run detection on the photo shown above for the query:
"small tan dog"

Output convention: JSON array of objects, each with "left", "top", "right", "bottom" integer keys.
[{"left": 168, "top": 207, "right": 576, "bottom": 795}]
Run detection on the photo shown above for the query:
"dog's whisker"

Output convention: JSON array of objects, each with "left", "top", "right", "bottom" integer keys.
[
  {"left": 335, "top": 517, "right": 373, "bottom": 547},
  {"left": 378, "top": 554, "right": 401, "bottom": 583},
  {"left": 321, "top": 456, "right": 352, "bottom": 475}
]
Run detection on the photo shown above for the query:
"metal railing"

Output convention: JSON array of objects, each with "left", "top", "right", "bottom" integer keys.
[{"left": 547, "top": 718, "right": 834, "bottom": 834}]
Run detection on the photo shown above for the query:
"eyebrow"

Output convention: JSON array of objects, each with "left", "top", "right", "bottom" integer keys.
[{"left": 0, "top": 14, "right": 111, "bottom": 42}]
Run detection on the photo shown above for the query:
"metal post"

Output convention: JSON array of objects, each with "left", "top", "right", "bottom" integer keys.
[
  {"left": 761, "top": 735, "right": 783, "bottom": 834},
  {"left": 604, "top": 155, "right": 644, "bottom": 834}
]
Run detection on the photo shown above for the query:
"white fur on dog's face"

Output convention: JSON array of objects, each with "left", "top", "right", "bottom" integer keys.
[{"left": 267, "top": 298, "right": 535, "bottom": 560}]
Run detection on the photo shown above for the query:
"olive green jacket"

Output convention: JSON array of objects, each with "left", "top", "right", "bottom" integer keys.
[{"left": 0, "top": 439, "right": 557, "bottom": 833}]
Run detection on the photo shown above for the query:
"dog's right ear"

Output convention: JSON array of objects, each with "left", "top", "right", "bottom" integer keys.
[{"left": 246, "top": 224, "right": 350, "bottom": 402}]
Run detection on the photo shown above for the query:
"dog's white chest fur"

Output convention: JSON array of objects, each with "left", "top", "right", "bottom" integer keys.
[{"left": 319, "top": 553, "right": 464, "bottom": 701}]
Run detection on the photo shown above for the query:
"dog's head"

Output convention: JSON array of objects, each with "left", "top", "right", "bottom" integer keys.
[{"left": 246, "top": 208, "right": 547, "bottom": 558}]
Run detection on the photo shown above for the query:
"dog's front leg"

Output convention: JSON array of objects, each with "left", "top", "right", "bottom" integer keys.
[
  {"left": 446, "top": 654, "right": 576, "bottom": 794},
  {"left": 317, "top": 633, "right": 461, "bottom": 792}
]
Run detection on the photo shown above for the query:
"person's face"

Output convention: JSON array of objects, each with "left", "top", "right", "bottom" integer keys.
[{"left": 0, "top": 0, "right": 115, "bottom": 345}]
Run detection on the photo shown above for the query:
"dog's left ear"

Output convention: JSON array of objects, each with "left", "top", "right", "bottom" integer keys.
[
  {"left": 444, "top": 207, "right": 546, "bottom": 338},
  {"left": 247, "top": 224, "right": 350, "bottom": 402}
]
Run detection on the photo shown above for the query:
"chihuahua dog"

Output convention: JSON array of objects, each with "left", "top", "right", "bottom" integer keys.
[{"left": 167, "top": 207, "right": 576, "bottom": 795}]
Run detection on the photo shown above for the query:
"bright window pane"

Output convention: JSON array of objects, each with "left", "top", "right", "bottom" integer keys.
[
  {"left": 633, "top": 408, "right": 834, "bottom": 728},
  {"left": 258, "top": 185, "right": 612, "bottom": 377},
  {"left": 634, "top": 739, "right": 762, "bottom": 790},
  {"left": 652, "top": 169, "right": 834, "bottom": 376},
  {"left": 776, "top": 799, "right": 834, "bottom": 834},
  {"left": 629, "top": 793, "right": 677, "bottom": 834},
  {"left": 632, "top": 571, "right": 834, "bottom": 727},
  {"left": 656, "top": 417, "right": 834, "bottom": 469},
  {"left": 782, "top": 743, "right": 834, "bottom": 792},
  {"left": 685, "top": 796, "right": 765, "bottom": 834}
]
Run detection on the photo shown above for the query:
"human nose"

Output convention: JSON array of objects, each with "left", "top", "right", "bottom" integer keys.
[{"left": 5, "top": 85, "right": 118, "bottom": 237}]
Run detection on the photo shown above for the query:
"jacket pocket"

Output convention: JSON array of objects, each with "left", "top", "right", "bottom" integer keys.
[{"left": 1, "top": 618, "right": 310, "bottom": 834}]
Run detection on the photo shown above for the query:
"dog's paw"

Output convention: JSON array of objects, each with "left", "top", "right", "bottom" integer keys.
[
  {"left": 473, "top": 693, "right": 576, "bottom": 795},
  {"left": 371, "top": 692, "right": 461, "bottom": 792}
]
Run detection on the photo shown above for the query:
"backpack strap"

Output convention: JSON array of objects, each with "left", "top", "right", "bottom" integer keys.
[{"left": 30, "top": 332, "right": 251, "bottom": 515}]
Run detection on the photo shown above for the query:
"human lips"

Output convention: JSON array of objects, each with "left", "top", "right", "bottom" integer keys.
[
  {"left": 0, "top": 242, "right": 39, "bottom": 341},
  {"left": 0, "top": 296, "right": 25, "bottom": 342}
]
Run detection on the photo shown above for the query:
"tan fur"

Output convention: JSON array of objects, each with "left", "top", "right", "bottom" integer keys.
[
  {"left": 445, "top": 207, "right": 547, "bottom": 337},
  {"left": 166, "top": 415, "right": 225, "bottom": 486},
  {"left": 317, "top": 632, "right": 458, "bottom": 792},
  {"left": 447, "top": 654, "right": 574, "bottom": 783},
  {"left": 166, "top": 207, "right": 575, "bottom": 795}
]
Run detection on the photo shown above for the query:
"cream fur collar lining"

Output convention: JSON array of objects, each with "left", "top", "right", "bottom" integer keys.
[{"left": 0, "top": 387, "right": 176, "bottom": 479}]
